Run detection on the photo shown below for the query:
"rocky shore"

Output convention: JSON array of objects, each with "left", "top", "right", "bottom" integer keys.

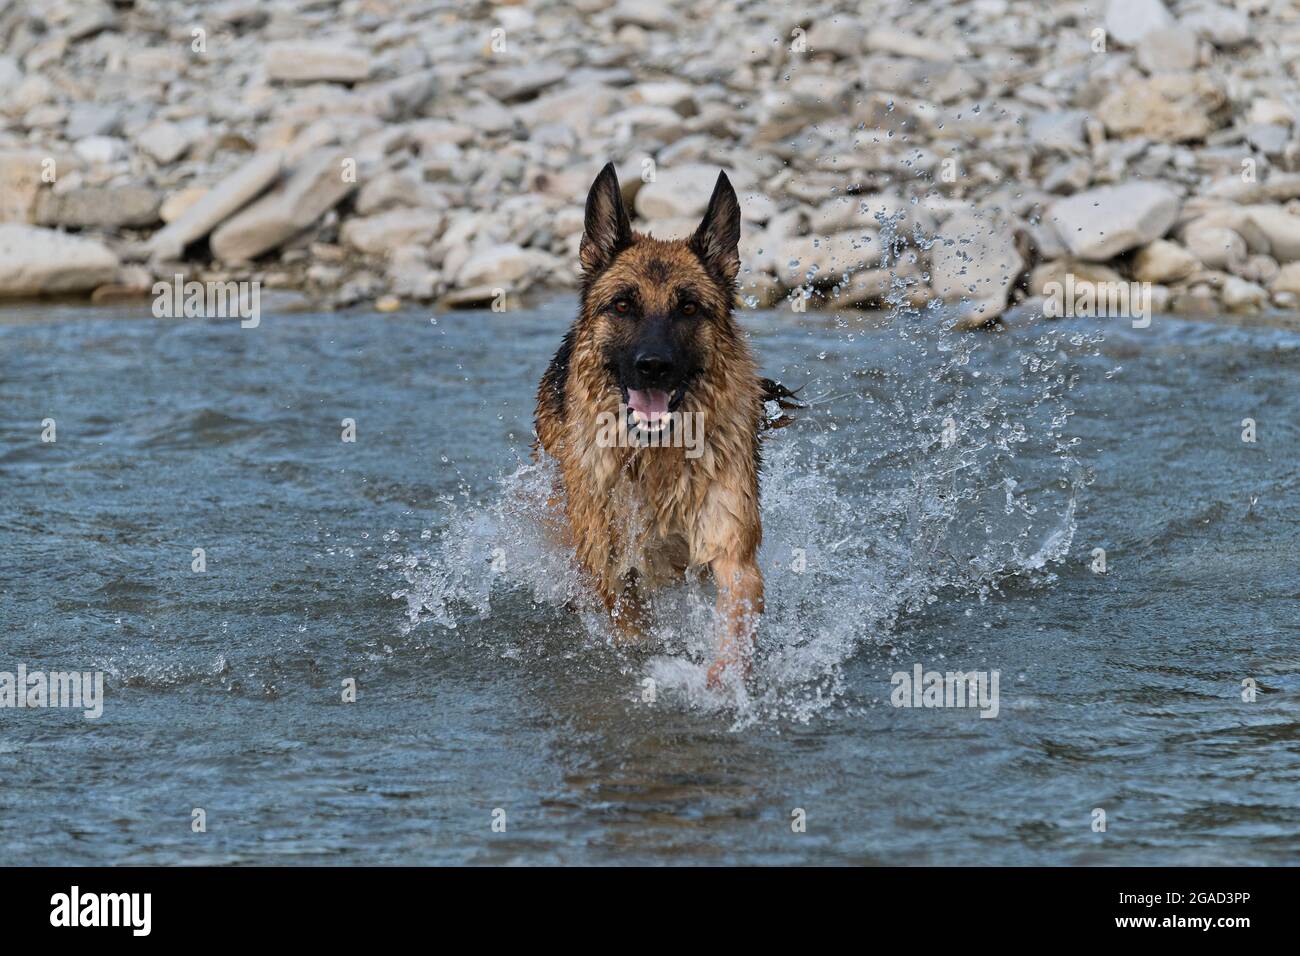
[{"left": 2, "top": 0, "right": 1300, "bottom": 325}]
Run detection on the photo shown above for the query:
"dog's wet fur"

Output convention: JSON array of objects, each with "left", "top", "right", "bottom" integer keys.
[{"left": 534, "top": 163, "right": 799, "bottom": 687}]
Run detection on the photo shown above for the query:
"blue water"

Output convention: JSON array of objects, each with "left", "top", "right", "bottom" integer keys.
[{"left": 0, "top": 300, "right": 1297, "bottom": 864}]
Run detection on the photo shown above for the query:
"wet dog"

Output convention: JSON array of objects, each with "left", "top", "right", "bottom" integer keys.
[{"left": 534, "top": 164, "right": 798, "bottom": 687}]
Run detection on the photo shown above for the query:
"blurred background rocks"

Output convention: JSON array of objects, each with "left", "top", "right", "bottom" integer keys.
[{"left": 1, "top": 0, "right": 1298, "bottom": 323}]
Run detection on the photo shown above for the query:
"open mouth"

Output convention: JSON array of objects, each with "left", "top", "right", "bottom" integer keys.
[{"left": 620, "top": 383, "right": 688, "bottom": 436}]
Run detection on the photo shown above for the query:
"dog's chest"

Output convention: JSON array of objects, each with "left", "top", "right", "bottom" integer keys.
[{"left": 607, "top": 455, "right": 698, "bottom": 584}]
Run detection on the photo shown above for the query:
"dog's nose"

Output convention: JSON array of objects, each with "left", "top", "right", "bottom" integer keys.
[{"left": 634, "top": 352, "right": 674, "bottom": 379}]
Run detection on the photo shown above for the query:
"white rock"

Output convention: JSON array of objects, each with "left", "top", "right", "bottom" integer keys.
[
  {"left": 138, "top": 121, "right": 192, "bottom": 165},
  {"left": 1233, "top": 253, "right": 1279, "bottom": 285},
  {"left": 0, "top": 55, "right": 21, "bottom": 90},
  {"left": 1247, "top": 124, "right": 1290, "bottom": 157},
  {"left": 1179, "top": 206, "right": 1271, "bottom": 253},
  {"left": 65, "top": 102, "right": 120, "bottom": 139},
  {"left": 264, "top": 42, "right": 372, "bottom": 84},
  {"left": 73, "top": 136, "right": 127, "bottom": 164},
  {"left": 634, "top": 164, "right": 749, "bottom": 220},
  {"left": 211, "top": 149, "right": 357, "bottom": 261},
  {"left": 1184, "top": 225, "right": 1247, "bottom": 269},
  {"left": 811, "top": 193, "right": 936, "bottom": 239},
  {"left": 1132, "top": 239, "right": 1198, "bottom": 283},
  {"left": 1246, "top": 99, "right": 1294, "bottom": 128},
  {"left": 517, "top": 86, "right": 623, "bottom": 137},
  {"left": 1030, "top": 260, "right": 1125, "bottom": 297},
  {"left": 1097, "top": 74, "right": 1226, "bottom": 142},
  {"left": 146, "top": 152, "right": 284, "bottom": 259},
  {"left": 627, "top": 81, "right": 698, "bottom": 114},
  {"left": 775, "top": 230, "right": 880, "bottom": 287},
  {"left": 1269, "top": 261, "right": 1300, "bottom": 295},
  {"left": 160, "top": 187, "right": 207, "bottom": 224},
  {"left": 1050, "top": 183, "right": 1181, "bottom": 260},
  {"left": 609, "top": 0, "right": 675, "bottom": 30},
  {"left": 456, "top": 244, "right": 557, "bottom": 288},
  {"left": 807, "top": 18, "right": 862, "bottom": 59},
  {"left": 484, "top": 64, "right": 567, "bottom": 102},
  {"left": 386, "top": 245, "right": 440, "bottom": 300},
  {"left": 864, "top": 28, "right": 968, "bottom": 60},
  {"left": 930, "top": 212, "right": 1024, "bottom": 320},
  {"left": 1135, "top": 25, "right": 1200, "bottom": 74},
  {"left": 0, "top": 149, "right": 67, "bottom": 223},
  {"left": 1244, "top": 206, "right": 1300, "bottom": 262},
  {"left": 342, "top": 209, "right": 443, "bottom": 256},
  {"left": 36, "top": 186, "right": 160, "bottom": 229},
  {"left": 639, "top": 217, "right": 700, "bottom": 240},
  {"left": 1182, "top": 3, "right": 1251, "bottom": 47},
  {"left": 1028, "top": 110, "right": 1089, "bottom": 151},
  {"left": 0, "top": 224, "right": 119, "bottom": 297},
  {"left": 1221, "top": 276, "right": 1267, "bottom": 310},
  {"left": 5, "top": 75, "right": 51, "bottom": 116},
  {"left": 1104, "top": 0, "right": 1172, "bottom": 46}
]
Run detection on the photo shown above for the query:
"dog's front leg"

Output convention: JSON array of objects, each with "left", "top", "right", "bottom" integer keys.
[
  {"left": 706, "top": 555, "right": 764, "bottom": 688},
  {"left": 607, "top": 575, "right": 649, "bottom": 644}
]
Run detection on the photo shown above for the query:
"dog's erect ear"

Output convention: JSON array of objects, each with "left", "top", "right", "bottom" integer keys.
[
  {"left": 690, "top": 171, "right": 741, "bottom": 285},
  {"left": 580, "top": 162, "right": 632, "bottom": 276}
]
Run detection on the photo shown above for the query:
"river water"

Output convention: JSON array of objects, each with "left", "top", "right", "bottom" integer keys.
[{"left": 1, "top": 299, "right": 1296, "bottom": 864}]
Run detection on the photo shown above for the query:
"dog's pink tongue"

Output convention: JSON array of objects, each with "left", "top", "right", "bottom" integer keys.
[{"left": 627, "top": 388, "right": 669, "bottom": 417}]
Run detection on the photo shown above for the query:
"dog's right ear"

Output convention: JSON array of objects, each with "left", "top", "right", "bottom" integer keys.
[{"left": 580, "top": 162, "right": 632, "bottom": 276}]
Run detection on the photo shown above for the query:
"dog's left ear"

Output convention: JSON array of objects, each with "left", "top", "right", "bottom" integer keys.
[
  {"left": 690, "top": 171, "right": 741, "bottom": 285},
  {"left": 580, "top": 162, "right": 632, "bottom": 276}
]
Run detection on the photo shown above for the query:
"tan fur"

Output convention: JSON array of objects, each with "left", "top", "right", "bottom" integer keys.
[{"left": 535, "top": 167, "right": 773, "bottom": 685}]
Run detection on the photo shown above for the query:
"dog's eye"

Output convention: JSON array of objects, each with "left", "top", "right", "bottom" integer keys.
[
  {"left": 612, "top": 298, "right": 631, "bottom": 315},
  {"left": 680, "top": 302, "right": 698, "bottom": 317}
]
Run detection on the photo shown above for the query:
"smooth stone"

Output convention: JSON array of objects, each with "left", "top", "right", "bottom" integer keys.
[
  {"left": 0, "top": 224, "right": 120, "bottom": 297},
  {"left": 1049, "top": 183, "right": 1181, "bottom": 260},
  {"left": 146, "top": 152, "right": 284, "bottom": 259}
]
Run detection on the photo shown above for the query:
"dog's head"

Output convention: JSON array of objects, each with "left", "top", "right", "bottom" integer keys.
[{"left": 577, "top": 163, "right": 743, "bottom": 436}]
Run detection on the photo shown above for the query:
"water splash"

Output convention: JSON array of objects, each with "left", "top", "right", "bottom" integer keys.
[
  {"left": 387, "top": 305, "right": 1083, "bottom": 728},
  {"left": 391, "top": 189, "right": 1086, "bottom": 727}
]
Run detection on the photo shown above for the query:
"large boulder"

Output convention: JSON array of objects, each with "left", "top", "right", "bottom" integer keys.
[
  {"left": 1050, "top": 183, "right": 1181, "bottom": 260},
  {"left": 341, "top": 209, "right": 444, "bottom": 256},
  {"left": 1270, "top": 261, "right": 1300, "bottom": 295},
  {"left": 1183, "top": 224, "right": 1247, "bottom": 270},
  {"left": 1244, "top": 206, "right": 1300, "bottom": 262},
  {"left": 930, "top": 211, "right": 1024, "bottom": 321},
  {"left": 1131, "top": 239, "right": 1198, "bottom": 283},
  {"left": 35, "top": 186, "right": 161, "bottom": 229},
  {"left": 635, "top": 164, "right": 751, "bottom": 220},
  {"left": 455, "top": 244, "right": 559, "bottom": 288},
  {"left": 146, "top": 152, "right": 283, "bottom": 259},
  {"left": 1182, "top": 4, "right": 1251, "bottom": 47},
  {"left": 810, "top": 193, "right": 936, "bottom": 239},
  {"left": 1097, "top": 74, "right": 1227, "bottom": 142},
  {"left": 0, "top": 225, "right": 119, "bottom": 297},
  {"left": 1104, "top": 0, "right": 1172, "bottom": 46},
  {"left": 1136, "top": 26, "right": 1200, "bottom": 74},
  {"left": 775, "top": 230, "right": 880, "bottom": 288},
  {"left": 210, "top": 150, "right": 356, "bottom": 261}
]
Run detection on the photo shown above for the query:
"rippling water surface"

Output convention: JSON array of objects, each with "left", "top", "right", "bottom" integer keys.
[{"left": 1, "top": 299, "right": 1297, "bottom": 865}]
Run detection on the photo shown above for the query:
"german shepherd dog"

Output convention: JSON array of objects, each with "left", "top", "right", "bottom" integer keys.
[{"left": 534, "top": 164, "right": 799, "bottom": 688}]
